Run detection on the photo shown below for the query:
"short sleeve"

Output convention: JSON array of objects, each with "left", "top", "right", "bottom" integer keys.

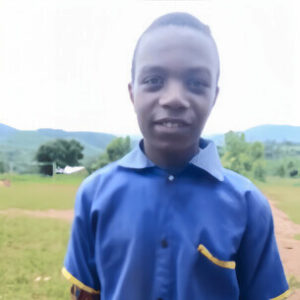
[
  {"left": 62, "top": 182, "right": 100, "bottom": 295},
  {"left": 236, "top": 187, "right": 290, "bottom": 300}
]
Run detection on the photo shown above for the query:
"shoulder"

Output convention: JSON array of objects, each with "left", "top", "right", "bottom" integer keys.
[
  {"left": 74, "top": 161, "right": 121, "bottom": 211},
  {"left": 222, "top": 168, "right": 271, "bottom": 216},
  {"left": 80, "top": 161, "right": 120, "bottom": 192},
  {"left": 221, "top": 167, "right": 255, "bottom": 191}
]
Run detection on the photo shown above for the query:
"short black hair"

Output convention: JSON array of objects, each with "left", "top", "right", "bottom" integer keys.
[{"left": 131, "top": 12, "right": 219, "bottom": 83}]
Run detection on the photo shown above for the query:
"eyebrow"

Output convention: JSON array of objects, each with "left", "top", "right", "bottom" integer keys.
[
  {"left": 184, "top": 68, "right": 212, "bottom": 81},
  {"left": 139, "top": 66, "right": 167, "bottom": 75},
  {"left": 139, "top": 65, "right": 212, "bottom": 79}
]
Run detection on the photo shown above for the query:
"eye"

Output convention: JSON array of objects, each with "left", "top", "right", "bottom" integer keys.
[
  {"left": 143, "top": 76, "right": 164, "bottom": 90},
  {"left": 186, "top": 78, "right": 209, "bottom": 94}
]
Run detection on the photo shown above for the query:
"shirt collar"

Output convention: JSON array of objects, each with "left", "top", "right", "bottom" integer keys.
[{"left": 118, "top": 138, "right": 224, "bottom": 181}]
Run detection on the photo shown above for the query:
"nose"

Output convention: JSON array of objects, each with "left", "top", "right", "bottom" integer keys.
[{"left": 158, "top": 80, "right": 190, "bottom": 110}]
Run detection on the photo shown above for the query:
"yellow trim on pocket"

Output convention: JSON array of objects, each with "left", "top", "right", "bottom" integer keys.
[
  {"left": 197, "top": 244, "right": 236, "bottom": 269},
  {"left": 270, "top": 289, "right": 291, "bottom": 300},
  {"left": 61, "top": 267, "right": 100, "bottom": 294}
]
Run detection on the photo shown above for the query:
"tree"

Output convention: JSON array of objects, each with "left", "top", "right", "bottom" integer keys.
[
  {"left": 89, "top": 136, "right": 131, "bottom": 173},
  {"left": 249, "top": 142, "right": 264, "bottom": 161},
  {"left": 287, "top": 161, "right": 295, "bottom": 170},
  {"left": 35, "top": 139, "right": 84, "bottom": 175},
  {"left": 0, "top": 161, "right": 6, "bottom": 173},
  {"left": 286, "top": 160, "right": 298, "bottom": 177},
  {"left": 222, "top": 131, "right": 249, "bottom": 176},
  {"left": 106, "top": 136, "right": 131, "bottom": 162},
  {"left": 224, "top": 131, "right": 247, "bottom": 155},
  {"left": 275, "top": 164, "right": 285, "bottom": 177},
  {"left": 253, "top": 160, "right": 266, "bottom": 182},
  {"left": 221, "top": 131, "right": 266, "bottom": 181}
]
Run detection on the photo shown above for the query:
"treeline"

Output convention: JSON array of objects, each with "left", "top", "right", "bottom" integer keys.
[
  {"left": 34, "top": 137, "right": 130, "bottom": 176},
  {"left": 0, "top": 137, "right": 131, "bottom": 176},
  {"left": 219, "top": 131, "right": 299, "bottom": 181},
  {"left": 87, "top": 136, "right": 131, "bottom": 174},
  {"left": 220, "top": 131, "right": 266, "bottom": 181},
  {"left": 0, "top": 132, "right": 300, "bottom": 181}
]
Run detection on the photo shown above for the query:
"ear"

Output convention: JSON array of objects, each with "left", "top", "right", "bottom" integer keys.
[{"left": 128, "top": 82, "right": 134, "bottom": 104}]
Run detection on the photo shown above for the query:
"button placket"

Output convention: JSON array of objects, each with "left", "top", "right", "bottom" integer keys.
[{"left": 155, "top": 171, "right": 175, "bottom": 300}]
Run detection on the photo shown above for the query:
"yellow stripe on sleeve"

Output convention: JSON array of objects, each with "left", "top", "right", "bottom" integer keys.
[
  {"left": 61, "top": 267, "right": 100, "bottom": 294},
  {"left": 270, "top": 289, "right": 291, "bottom": 300}
]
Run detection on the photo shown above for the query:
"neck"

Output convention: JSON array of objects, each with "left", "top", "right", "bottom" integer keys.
[{"left": 143, "top": 140, "right": 199, "bottom": 172}]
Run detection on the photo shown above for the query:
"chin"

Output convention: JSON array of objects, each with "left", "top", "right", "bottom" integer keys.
[{"left": 155, "top": 136, "right": 198, "bottom": 153}]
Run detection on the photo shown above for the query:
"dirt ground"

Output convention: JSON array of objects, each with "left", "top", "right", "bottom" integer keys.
[
  {"left": 1, "top": 199, "right": 299, "bottom": 298},
  {"left": 0, "top": 208, "right": 74, "bottom": 222},
  {"left": 269, "top": 201, "right": 300, "bottom": 299}
]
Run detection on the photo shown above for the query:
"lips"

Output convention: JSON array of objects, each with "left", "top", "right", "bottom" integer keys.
[{"left": 154, "top": 118, "right": 190, "bottom": 129}]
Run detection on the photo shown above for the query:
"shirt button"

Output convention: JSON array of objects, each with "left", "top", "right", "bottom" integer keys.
[
  {"left": 168, "top": 174, "right": 174, "bottom": 181},
  {"left": 161, "top": 238, "right": 168, "bottom": 248}
]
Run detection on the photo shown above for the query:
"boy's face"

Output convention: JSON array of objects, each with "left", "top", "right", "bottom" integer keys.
[{"left": 129, "top": 26, "right": 219, "bottom": 154}]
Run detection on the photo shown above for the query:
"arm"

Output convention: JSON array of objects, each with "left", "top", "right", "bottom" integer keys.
[
  {"left": 236, "top": 187, "right": 290, "bottom": 300},
  {"left": 62, "top": 180, "right": 101, "bottom": 297},
  {"left": 70, "top": 285, "right": 100, "bottom": 300}
]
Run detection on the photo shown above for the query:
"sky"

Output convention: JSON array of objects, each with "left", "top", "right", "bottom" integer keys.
[{"left": 1, "top": 0, "right": 299, "bottom": 136}]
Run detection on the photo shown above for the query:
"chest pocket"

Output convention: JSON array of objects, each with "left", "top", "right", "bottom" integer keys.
[{"left": 197, "top": 244, "right": 236, "bottom": 269}]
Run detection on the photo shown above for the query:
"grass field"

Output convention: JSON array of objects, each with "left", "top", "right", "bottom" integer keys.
[
  {"left": 0, "top": 173, "right": 85, "bottom": 210},
  {"left": 0, "top": 173, "right": 85, "bottom": 299},
  {"left": 0, "top": 215, "right": 70, "bottom": 299},
  {"left": 0, "top": 173, "right": 299, "bottom": 299},
  {"left": 257, "top": 177, "right": 300, "bottom": 224}
]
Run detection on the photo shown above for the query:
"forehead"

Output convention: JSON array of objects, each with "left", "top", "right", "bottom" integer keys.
[{"left": 135, "top": 26, "right": 219, "bottom": 80}]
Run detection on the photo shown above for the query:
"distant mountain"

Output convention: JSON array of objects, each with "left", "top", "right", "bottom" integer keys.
[
  {"left": 0, "top": 123, "right": 116, "bottom": 167},
  {"left": 1, "top": 123, "right": 300, "bottom": 171},
  {"left": 206, "top": 124, "right": 300, "bottom": 145},
  {"left": 0, "top": 123, "right": 18, "bottom": 141},
  {"left": 244, "top": 125, "right": 300, "bottom": 143},
  {"left": 37, "top": 128, "right": 115, "bottom": 150}
]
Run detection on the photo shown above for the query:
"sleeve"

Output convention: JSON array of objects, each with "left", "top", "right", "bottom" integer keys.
[
  {"left": 62, "top": 181, "right": 100, "bottom": 295},
  {"left": 236, "top": 187, "right": 290, "bottom": 300}
]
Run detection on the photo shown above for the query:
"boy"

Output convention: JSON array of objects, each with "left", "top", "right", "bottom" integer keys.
[{"left": 62, "top": 12, "right": 290, "bottom": 300}]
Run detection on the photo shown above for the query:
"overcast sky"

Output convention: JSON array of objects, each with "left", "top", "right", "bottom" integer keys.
[{"left": 1, "top": 0, "right": 299, "bottom": 136}]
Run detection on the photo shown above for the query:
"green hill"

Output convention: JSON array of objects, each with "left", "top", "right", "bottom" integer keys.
[
  {"left": 206, "top": 124, "right": 300, "bottom": 145},
  {"left": 2, "top": 122, "right": 300, "bottom": 173},
  {"left": 0, "top": 123, "right": 18, "bottom": 141},
  {"left": 0, "top": 123, "right": 116, "bottom": 172}
]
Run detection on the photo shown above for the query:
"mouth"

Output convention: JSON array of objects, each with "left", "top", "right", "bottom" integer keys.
[{"left": 154, "top": 118, "right": 190, "bottom": 129}]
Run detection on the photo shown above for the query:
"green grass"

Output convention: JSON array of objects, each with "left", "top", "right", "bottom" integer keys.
[
  {"left": 294, "top": 234, "right": 300, "bottom": 240},
  {"left": 0, "top": 174, "right": 299, "bottom": 298},
  {"left": 0, "top": 173, "right": 86, "bottom": 210},
  {"left": 257, "top": 177, "right": 300, "bottom": 224},
  {"left": 0, "top": 172, "right": 88, "bottom": 184},
  {"left": 0, "top": 174, "right": 82, "bottom": 298},
  {"left": 288, "top": 276, "right": 300, "bottom": 289},
  {"left": 0, "top": 215, "right": 70, "bottom": 300}
]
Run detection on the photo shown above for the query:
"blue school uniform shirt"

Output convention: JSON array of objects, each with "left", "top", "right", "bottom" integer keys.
[{"left": 62, "top": 139, "right": 290, "bottom": 300}]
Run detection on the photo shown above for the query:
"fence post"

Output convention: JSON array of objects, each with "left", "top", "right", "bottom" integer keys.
[{"left": 52, "top": 162, "right": 56, "bottom": 177}]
